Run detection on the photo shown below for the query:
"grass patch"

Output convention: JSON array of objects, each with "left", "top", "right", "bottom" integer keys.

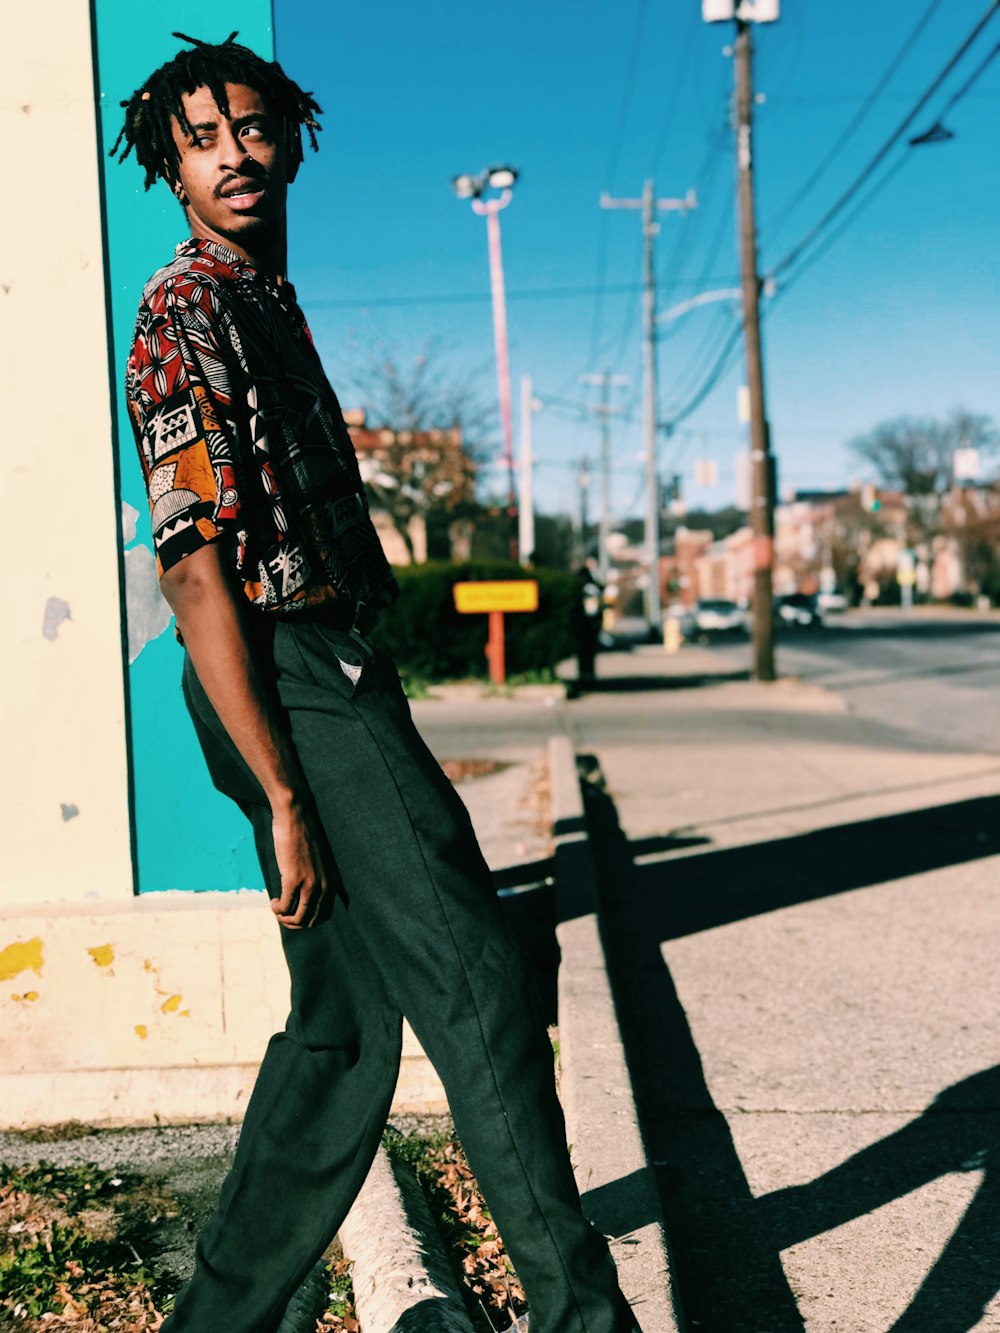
[
  {"left": 0, "top": 1161, "right": 174, "bottom": 1329},
  {"left": 0, "top": 1163, "right": 357, "bottom": 1333}
]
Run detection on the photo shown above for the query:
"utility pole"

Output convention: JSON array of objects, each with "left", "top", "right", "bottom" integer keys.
[
  {"left": 578, "top": 457, "right": 592, "bottom": 564},
  {"left": 519, "top": 374, "right": 537, "bottom": 566},
  {"left": 601, "top": 181, "right": 695, "bottom": 629},
  {"left": 734, "top": 18, "right": 776, "bottom": 680},
  {"left": 581, "top": 370, "right": 631, "bottom": 582}
]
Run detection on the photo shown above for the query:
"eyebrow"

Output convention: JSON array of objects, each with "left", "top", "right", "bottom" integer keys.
[{"left": 187, "top": 112, "right": 269, "bottom": 134}]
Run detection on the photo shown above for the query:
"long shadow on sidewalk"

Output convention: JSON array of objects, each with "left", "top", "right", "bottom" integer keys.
[{"left": 575, "top": 761, "right": 1000, "bottom": 1332}]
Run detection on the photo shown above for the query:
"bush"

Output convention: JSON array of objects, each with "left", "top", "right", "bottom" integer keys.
[{"left": 372, "top": 561, "right": 577, "bottom": 682}]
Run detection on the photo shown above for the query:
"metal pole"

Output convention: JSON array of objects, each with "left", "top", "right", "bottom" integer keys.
[
  {"left": 598, "top": 371, "right": 612, "bottom": 583},
  {"left": 519, "top": 374, "right": 535, "bottom": 566},
  {"left": 483, "top": 206, "right": 518, "bottom": 561},
  {"left": 735, "top": 20, "right": 776, "bottom": 681},
  {"left": 642, "top": 179, "right": 661, "bottom": 631},
  {"left": 579, "top": 457, "right": 591, "bottom": 563}
]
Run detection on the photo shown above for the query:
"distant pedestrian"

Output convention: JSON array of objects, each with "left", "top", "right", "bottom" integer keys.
[
  {"left": 114, "top": 32, "right": 639, "bottom": 1333},
  {"left": 575, "top": 561, "right": 605, "bottom": 684}
]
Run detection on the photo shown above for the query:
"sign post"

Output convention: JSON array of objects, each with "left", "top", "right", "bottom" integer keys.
[{"left": 453, "top": 580, "right": 540, "bottom": 686}]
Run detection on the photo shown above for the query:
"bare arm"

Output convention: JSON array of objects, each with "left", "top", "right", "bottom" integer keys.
[{"left": 160, "top": 543, "right": 329, "bottom": 929}]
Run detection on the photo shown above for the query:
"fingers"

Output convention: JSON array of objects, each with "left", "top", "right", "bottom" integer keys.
[{"left": 271, "top": 877, "right": 327, "bottom": 929}]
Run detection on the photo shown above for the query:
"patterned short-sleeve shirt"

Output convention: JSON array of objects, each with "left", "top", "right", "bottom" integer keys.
[{"left": 125, "top": 237, "right": 398, "bottom": 619}]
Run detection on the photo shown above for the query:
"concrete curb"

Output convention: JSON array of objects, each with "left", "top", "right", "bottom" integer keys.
[
  {"left": 549, "top": 735, "right": 681, "bottom": 1333},
  {"left": 337, "top": 1147, "right": 474, "bottom": 1333}
]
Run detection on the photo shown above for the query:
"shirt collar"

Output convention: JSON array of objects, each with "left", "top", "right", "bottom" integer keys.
[{"left": 176, "top": 237, "right": 299, "bottom": 306}]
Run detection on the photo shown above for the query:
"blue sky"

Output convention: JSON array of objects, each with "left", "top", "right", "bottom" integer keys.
[{"left": 275, "top": 0, "right": 999, "bottom": 518}]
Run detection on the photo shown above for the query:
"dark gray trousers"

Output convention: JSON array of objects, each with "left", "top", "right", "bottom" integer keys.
[{"left": 164, "top": 620, "right": 637, "bottom": 1333}]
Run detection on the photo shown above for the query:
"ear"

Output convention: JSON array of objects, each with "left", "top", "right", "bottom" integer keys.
[{"left": 171, "top": 179, "right": 190, "bottom": 207}]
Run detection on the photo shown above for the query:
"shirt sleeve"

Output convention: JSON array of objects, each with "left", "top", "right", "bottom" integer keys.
[{"left": 126, "top": 272, "right": 243, "bottom": 577}]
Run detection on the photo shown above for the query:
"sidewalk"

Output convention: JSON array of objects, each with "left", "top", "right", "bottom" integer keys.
[{"left": 566, "top": 642, "right": 1000, "bottom": 1331}]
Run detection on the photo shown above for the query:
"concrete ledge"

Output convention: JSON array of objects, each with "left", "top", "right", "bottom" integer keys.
[
  {"left": 549, "top": 735, "right": 681, "bottom": 1333},
  {"left": 0, "top": 892, "right": 446, "bottom": 1128},
  {"left": 339, "top": 1148, "right": 474, "bottom": 1333}
]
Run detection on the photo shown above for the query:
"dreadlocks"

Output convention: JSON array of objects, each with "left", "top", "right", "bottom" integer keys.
[{"left": 111, "top": 31, "right": 322, "bottom": 190}]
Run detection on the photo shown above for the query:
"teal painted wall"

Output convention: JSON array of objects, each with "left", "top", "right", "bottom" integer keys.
[{"left": 94, "top": 3, "right": 274, "bottom": 892}]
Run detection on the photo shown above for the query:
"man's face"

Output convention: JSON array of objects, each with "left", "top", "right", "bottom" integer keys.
[{"left": 169, "top": 82, "right": 290, "bottom": 255}]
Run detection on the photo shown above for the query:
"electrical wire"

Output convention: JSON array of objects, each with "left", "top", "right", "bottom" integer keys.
[
  {"left": 763, "top": 0, "right": 945, "bottom": 241},
  {"left": 588, "top": 0, "right": 651, "bottom": 370},
  {"left": 771, "top": 153, "right": 912, "bottom": 305},
  {"left": 657, "top": 9, "right": 998, "bottom": 441},
  {"left": 768, "top": 0, "right": 1000, "bottom": 282},
  {"left": 662, "top": 319, "right": 744, "bottom": 430},
  {"left": 910, "top": 37, "right": 1000, "bottom": 138},
  {"left": 305, "top": 276, "right": 739, "bottom": 312},
  {"left": 647, "top": 0, "right": 701, "bottom": 176}
]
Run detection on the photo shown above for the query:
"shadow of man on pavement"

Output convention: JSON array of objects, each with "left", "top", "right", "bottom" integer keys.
[
  {"left": 754, "top": 1065, "right": 1000, "bottom": 1332},
  {"left": 577, "top": 756, "right": 1000, "bottom": 1332}
]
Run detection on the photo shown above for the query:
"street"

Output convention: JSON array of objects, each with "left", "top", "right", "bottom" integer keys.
[
  {"left": 416, "top": 609, "right": 1000, "bottom": 1333},
  {"left": 686, "top": 608, "right": 1000, "bottom": 756}
]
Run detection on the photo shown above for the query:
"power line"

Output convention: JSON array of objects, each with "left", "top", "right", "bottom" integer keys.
[
  {"left": 769, "top": 0, "right": 1000, "bottom": 282},
  {"left": 588, "top": 0, "right": 652, "bottom": 369},
  {"left": 910, "top": 37, "right": 1000, "bottom": 140},
  {"left": 305, "top": 276, "right": 740, "bottom": 312},
  {"left": 763, "top": 0, "right": 945, "bottom": 241},
  {"left": 773, "top": 153, "right": 912, "bottom": 303},
  {"left": 647, "top": 0, "right": 701, "bottom": 175}
]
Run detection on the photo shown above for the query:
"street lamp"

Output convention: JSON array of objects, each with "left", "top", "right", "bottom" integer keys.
[{"left": 451, "top": 165, "right": 519, "bottom": 559}]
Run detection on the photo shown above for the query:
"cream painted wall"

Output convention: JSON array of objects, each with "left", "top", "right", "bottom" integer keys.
[
  {"left": 0, "top": 1, "right": 132, "bottom": 903},
  {"left": 0, "top": 895, "right": 446, "bottom": 1128}
]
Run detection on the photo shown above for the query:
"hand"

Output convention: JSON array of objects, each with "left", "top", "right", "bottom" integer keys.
[{"left": 269, "top": 800, "right": 331, "bottom": 929}]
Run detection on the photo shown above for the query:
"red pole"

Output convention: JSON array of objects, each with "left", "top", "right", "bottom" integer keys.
[{"left": 486, "top": 610, "right": 506, "bottom": 685}]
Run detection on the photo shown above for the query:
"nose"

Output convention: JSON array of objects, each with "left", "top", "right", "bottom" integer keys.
[{"left": 218, "top": 123, "right": 254, "bottom": 171}]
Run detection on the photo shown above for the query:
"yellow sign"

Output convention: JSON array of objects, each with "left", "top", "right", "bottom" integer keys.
[{"left": 453, "top": 580, "right": 539, "bottom": 614}]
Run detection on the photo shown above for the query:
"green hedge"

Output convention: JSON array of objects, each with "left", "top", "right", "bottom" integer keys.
[{"left": 371, "top": 561, "right": 577, "bottom": 681}]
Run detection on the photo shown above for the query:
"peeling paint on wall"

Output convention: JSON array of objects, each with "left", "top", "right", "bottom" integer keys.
[
  {"left": 124, "top": 544, "right": 173, "bottom": 663},
  {"left": 0, "top": 938, "right": 44, "bottom": 982},
  {"left": 134, "top": 1024, "right": 148, "bottom": 1040},
  {"left": 87, "top": 944, "right": 115, "bottom": 969},
  {"left": 121, "top": 500, "right": 139, "bottom": 545},
  {"left": 160, "top": 993, "right": 182, "bottom": 1013},
  {"left": 60, "top": 803, "right": 80, "bottom": 822},
  {"left": 42, "top": 597, "right": 71, "bottom": 640},
  {"left": 11, "top": 992, "right": 39, "bottom": 1004}
]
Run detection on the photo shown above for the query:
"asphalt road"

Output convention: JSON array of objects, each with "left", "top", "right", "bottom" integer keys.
[{"left": 689, "top": 608, "right": 1000, "bottom": 754}]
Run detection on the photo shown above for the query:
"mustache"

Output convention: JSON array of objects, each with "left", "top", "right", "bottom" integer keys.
[{"left": 215, "top": 165, "right": 268, "bottom": 200}]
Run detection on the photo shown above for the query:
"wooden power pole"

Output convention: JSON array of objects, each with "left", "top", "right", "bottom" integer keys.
[{"left": 734, "top": 17, "right": 777, "bottom": 681}]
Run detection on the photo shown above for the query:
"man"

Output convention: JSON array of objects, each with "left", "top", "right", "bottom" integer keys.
[
  {"left": 114, "top": 33, "right": 639, "bottom": 1333},
  {"left": 574, "top": 561, "right": 605, "bottom": 686}
]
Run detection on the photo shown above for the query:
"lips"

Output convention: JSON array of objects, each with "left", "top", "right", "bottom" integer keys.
[{"left": 219, "top": 176, "right": 264, "bottom": 199}]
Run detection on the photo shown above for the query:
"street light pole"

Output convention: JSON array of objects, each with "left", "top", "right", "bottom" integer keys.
[
  {"left": 519, "top": 373, "right": 536, "bottom": 565},
  {"left": 454, "top": 167, "right": 521, "bottom": 562},
  {"left": 472, "top": 192, "right": 518, "bottom": 560}
]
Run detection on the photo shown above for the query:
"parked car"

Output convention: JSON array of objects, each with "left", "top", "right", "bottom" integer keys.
[
  {"left": 817, "top": 589, "right": 849, "bottom": 614},
  {"left": 775, "top": 592, "right": 823, "bottom": 628},
  {"left": 691, "top": 598, "right": 748, "bottom": 638}
]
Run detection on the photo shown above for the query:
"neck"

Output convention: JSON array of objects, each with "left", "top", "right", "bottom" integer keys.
[{"left": 187, "top": 214, "right": 288, "bottom": 282}]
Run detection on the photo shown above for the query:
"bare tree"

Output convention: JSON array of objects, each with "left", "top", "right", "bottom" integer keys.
[
  {"left": 849, "top": 409, "right": 999, "bottom": 544},
  {"left": 345, "top": 341, "right": 496, "bottom": 562}
]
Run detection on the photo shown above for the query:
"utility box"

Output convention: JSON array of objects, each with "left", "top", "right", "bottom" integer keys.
[{"left": 703, "top": 0, "right": 780, "bottom": 21}]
